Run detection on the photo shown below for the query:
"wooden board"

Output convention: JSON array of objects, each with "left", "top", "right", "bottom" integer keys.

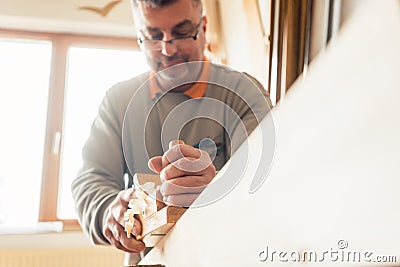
[
  {"left": 133, "top": 173, "right": 186, "bottom": 247},
  {"left": 139, "top": 206, "right": 186, "bottom": 246}
]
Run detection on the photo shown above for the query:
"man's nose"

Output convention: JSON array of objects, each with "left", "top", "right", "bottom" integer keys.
[{"left": 161, "top": 40, "right": 178, "bottom": 57}]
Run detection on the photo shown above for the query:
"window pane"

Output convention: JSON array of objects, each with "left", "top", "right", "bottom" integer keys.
[
  {"left": 0, "top": 39, "right": 51, "bottom": 225},
  {"left": 58, "top": 47, "right": 149, "bottom": 219}
]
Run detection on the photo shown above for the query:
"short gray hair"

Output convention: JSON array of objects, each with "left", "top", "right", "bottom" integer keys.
[{"left": 132, "top": 0, "right": 202, "bottom": 10}]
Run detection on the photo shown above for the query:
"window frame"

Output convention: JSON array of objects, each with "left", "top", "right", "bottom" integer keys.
[{"left": 0, "top": 28, "right": 140, "bottom": 231}]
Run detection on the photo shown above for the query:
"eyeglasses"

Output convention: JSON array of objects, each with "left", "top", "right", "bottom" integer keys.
[{"left": 138, "top": 20, "right": 202, "bottom": 51}]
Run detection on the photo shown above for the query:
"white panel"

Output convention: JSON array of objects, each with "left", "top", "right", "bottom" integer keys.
[{"left": 140, "top": 1, "right": 400, "bottom": 266}]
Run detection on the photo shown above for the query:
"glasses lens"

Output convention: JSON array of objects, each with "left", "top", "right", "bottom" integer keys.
[
  {"left": 141, "top": 35, "right": 197, "bottom": 51},
  {"left": 173, "top": 37, "right": 194, "bottom": 48},
  {"left": 143, "top": 40, "right": 162, "bottom": 51}
]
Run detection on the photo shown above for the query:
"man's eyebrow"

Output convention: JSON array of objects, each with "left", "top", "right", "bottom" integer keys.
[
  {"left": 145, "top": 19, "right": 194, "bottom": 32},
  {"left": 171, "top": 20, "right": 194, "bottom": 31},
  {"left": 145, "top": 26, "right": 161, "bottom": 33}
]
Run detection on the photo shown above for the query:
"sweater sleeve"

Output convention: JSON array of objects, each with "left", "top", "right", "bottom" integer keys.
[{"left": 71, "top": 84, "right": 127, "bottom": 245}]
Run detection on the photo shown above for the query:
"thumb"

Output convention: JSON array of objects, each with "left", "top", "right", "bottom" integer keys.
[{"left": 148, "top": 156, "right": 163, "bottom": 174}]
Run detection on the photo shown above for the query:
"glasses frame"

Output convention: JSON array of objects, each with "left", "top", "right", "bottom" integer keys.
[{"left": 137, "top": 18, "right": 203, "bottom": 51}]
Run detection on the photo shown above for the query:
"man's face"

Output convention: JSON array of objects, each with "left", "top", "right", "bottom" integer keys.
[{"left": 134, "top": 0, "right": 207, "bottom": 76}]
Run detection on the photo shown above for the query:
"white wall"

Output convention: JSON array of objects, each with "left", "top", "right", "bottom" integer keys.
[
  {"left": 340, "top": 0, "right": 377, "bottom": 25},
  {"left": 0, "top": 0, "right": 134, "bottom": 37},
  {"left": 218, "top": 0, "right": 269, "bottom": 87}
]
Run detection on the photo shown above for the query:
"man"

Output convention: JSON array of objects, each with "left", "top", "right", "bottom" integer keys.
[{"left": 72, "top": 0, "right": 271, "bottom": 265}]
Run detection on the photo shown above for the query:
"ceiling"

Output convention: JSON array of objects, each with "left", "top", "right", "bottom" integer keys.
[{"left": 0, "top": 0, "right": 136, "bottom": 37}]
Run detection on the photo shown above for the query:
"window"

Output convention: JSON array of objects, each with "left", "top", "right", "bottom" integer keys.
[
  {"left": 0, "top": 30, "right": 149, "bottom": 230},
  {"left": 0, "top": 38, "right": 52, "bottom": 225},
  {"left": 58, "top": 47, "right": 148, "bottom": 219}
]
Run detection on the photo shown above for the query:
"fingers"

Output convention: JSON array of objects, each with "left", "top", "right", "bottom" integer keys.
[
  {"left": 162, "top": 144, "right": 203, "bottom": 169},
  {"left": 115, "top": 187, "right": 136, "bottom": 205},
  {"left": 160, "top": 157, "right": 215, "bottom": 181},
  {"left": 148, "top": 156, "right": 162, "bottom": 174},
  {"left": 103, "top": 214, "right": 145, "bottom": 253},
  {"left": 159, "top": 164, "right": 215, "bottom": 202},
  {"left": 147, "top": 143, "right": 217, "bottom": 207},
  {"left": 150, "top": 144, "right": 213, "bottom": 173},
  {"left": 119, "top": 229, "right": 146, "bottom": 252},
  {"left": 106, "top": 233, "right": 145, "bottom": 253},
  {"left": 103, "top": 189, "right": 146, "bottom": 253},
  {"left": 112, "top": 189, "right": 136, "bottom": 226},
  {"left": 104, "top": 227, "right": 128, "bottom": 252},
  {"left": 162, "top": 146, "right": 213, "bottom": 173},
  {"left": 131, "top": 215, "right": 142, "bottom": 237},
  {"left": 160, "top": 176, "right": 208, "bottom": 196},
  {"left": 163, "top": 193, "right": 200, "bottom": 207}
]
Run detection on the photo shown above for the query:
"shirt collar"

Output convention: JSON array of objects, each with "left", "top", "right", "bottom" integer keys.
[{"left": 149, "top": 57, "right": 210, "bottom": 100}]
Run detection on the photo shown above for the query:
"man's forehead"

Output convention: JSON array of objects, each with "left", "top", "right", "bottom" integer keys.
[{"left": 134, "top": 0, "right": 200, "bottom": 30}]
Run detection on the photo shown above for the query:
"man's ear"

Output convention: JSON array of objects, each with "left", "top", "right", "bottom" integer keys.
[{"left": 202, "top": 15, "right": 208, "bottom": 33}]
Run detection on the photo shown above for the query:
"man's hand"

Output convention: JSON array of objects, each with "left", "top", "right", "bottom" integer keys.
[
  {"left": 103, "top": 188, "right": 146, "bottom": 253},
  {"left": 148, "top": 143, "right": 216, "bottom": 207}
]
